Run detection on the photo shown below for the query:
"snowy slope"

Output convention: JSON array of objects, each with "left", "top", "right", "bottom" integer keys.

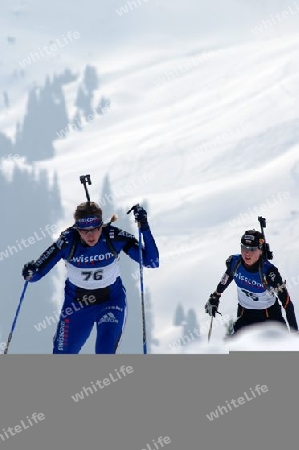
[{"left": 1, "top": 0, "right": 299, "bottom": 352}]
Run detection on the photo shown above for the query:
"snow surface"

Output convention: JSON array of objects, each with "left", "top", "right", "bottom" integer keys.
[{"left": 1, "top": 0, "right": 299, "bottom": 352}]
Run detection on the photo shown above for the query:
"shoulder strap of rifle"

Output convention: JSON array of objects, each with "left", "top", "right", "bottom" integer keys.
[
  {"left": 230, "top": 256, "right": 242, "bottom": 277},
  {"left": 259, "top": 259, "right": 269, "bottom": 290},
  {"left": 102, "top": 226, "right": 118, "bottom": 259},
  {"left": 66, "top": 227, "right": 79, "bottom": 262}
]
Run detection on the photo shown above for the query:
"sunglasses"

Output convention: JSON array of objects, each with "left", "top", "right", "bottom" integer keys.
[
  {"left": 241, "top": 244, "right": 259, "bottom": 252},
  {"left": 77, "top": 226, "right": 102, "bottom": 235}
]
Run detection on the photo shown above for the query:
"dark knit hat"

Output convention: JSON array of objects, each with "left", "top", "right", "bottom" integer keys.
[{"left": 241, "top": 230, "right": 264, "bottom": 249}]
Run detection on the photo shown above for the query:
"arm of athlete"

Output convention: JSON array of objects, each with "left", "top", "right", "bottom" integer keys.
[
  {"left": 205, "top": 255, "right": 235, "bottom": 316},
  {"left": 22, "top": 229, "right": 73, "bottom": 282},
  {"left": 265, "top": 267, "right": 298, "bottom": 331}
]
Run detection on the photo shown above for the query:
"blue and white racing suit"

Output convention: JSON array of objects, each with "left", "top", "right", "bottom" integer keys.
[{"left": 29, "top": 225, "right": 159, "bottom": 353}]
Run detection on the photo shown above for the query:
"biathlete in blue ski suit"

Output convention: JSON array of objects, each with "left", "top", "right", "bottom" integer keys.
[
  {"left": 22, "top": 203, "right": 159, "bottom": 354},
  {"left": 205, "top": 229, "right": 298, "bottom": 335}
]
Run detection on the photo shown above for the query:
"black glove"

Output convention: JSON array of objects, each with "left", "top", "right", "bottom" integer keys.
[
  {"left": 22, "top": 260, "right": 37, "bottom": 280},
  {"left": 205, "top": 293, "right": 220, "bottom": 317},
  {"left": 133, "top": 205, "right": 149, "bottom": 231}
]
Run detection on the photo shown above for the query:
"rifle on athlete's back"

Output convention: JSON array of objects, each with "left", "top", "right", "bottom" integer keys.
[{"left": 258, "top": 216, "right": 273, "bottom": 260}]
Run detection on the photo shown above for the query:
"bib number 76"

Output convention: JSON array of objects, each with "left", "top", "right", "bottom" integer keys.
[{"left": 81, "top": 269, "right": 103, "bottom": 281}]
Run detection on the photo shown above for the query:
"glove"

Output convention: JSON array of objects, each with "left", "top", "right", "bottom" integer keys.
[
  {"left": 133, "top": 205, "right": 149, "bottom": 231},
  {"left": 22, "top": 260, "right": 37, "bottom": 280},
  {"left": 205, "top": 293, "right": 220, "bottom": 317}
]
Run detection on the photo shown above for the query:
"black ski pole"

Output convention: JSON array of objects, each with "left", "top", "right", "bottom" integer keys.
[
  {"left": 4, "top": 281, "right": 29, "bottom": 354},
  {"left": 207, "top": 309, "right": 222, "bottom": 342},
  {"left": 80, "top": 174, "right": 92, "bottom": 204},
  {"left": 207, "top": 316, "right": 213, "bottom": 342},
  {"left": 127, "top": 204, "right": 147, "bottom": 354}
]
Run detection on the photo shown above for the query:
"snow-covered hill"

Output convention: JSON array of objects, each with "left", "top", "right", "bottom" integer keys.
[{"left": 1, "top": 0, "right": 299, "bottom": 352}]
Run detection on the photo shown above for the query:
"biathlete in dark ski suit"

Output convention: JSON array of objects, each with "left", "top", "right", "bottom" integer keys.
[
  {"left": 205, "top": 229, "right": 298, "bottom": 335},
  {"left": 22, "top": 203, "right": 159, "bottom": 354}
]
